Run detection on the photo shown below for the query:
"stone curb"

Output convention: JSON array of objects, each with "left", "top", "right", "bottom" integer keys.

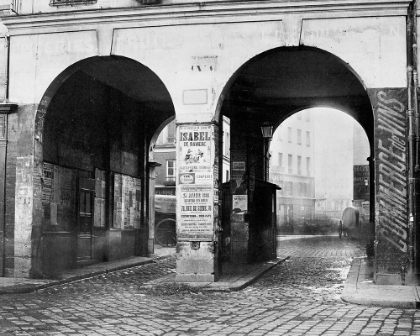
[
  {"left": 341, "top": 257, "right": 420, "bottom": 309},
  {"left": 1, "top": 255, "right": 287, "bottom": 295},
  {"left": 0, "top": 258, "right": 156, "bottom": 295},
  {"left": 206, "top": 257, "right": 290, "bottom": 292},
  {"left": 142, "top": 256, "right": 289, "bottom": 292}
]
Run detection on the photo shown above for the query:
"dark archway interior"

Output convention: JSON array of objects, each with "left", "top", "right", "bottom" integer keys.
[
  {"left": 221, "top": 47, "right": 374, "bottom": 185},
  {"left": 219, "top": 47, "right": 374, "bottom": 263},
  {"left": 43, "top": 56, "right": 175, "bottom": 172},
  {"left": 222, "top": 47, "right": 373, "bottom": 139},
  {"left": 39, "top": 56, "right": 175, "bottom": 273}
]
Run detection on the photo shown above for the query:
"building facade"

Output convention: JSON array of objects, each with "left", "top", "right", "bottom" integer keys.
[
  {"left": 314, "top": 109, "right": 357, "bottom": 220},
  {"left": 0, "top": 0, "right": 416, "bottom": 285},
  {"left": 269, "top": 110, "right": 316, "bottom": 234}
]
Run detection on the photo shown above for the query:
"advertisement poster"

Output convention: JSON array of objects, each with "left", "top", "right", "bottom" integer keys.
[
  {"left": 178, "top": 125, "right": 212, "bottom": 175},
  {"left": 114, "top": 173, "right": 141, "bottom": 229},
  {"left": 177, "top": 124, "right": 214, "bottom": 240},
  {"left": 178, "top": 185, "right": 213, "bottom": 240},
  {"left": 232, "top": 195, "right": 248, "bottom": 212}
]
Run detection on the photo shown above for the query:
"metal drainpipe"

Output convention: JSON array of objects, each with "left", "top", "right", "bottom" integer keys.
[
  {"left": 0, "top": 32, "right": 9, "bottom": 276},
  {"left": 0, "top": 30, "right": 10, "bottom": 276},
  {"left": 407, "top": 0, "right": 417, "bottom": 275},
  {"left": 3, "top": 33, "right": 9, "bottom": 103},
  {"left": 414, "top": 0, "right": 419, "bottom": 276}
]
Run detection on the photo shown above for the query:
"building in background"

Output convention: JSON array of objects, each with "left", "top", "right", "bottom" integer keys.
[
  {"left": 313, "top": 108, "right": 369, "bottom": 221},
  {"left": 314, "top": 109, "right": 354, "bottom": 220},
  {"left": 222, "top": 116, "right": 231, "bottom": 183},
  {"left": 269, "top": 110, "right": 316, "bottom": 234},
  {"left": 154, "top": 120, "right": 176, "bottom": 197},
  {"left": 352, "top": 118, "right": 371, "bottom": 223}
]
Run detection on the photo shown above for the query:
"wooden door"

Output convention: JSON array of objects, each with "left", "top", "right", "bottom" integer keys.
[{"left": 77, "top": 179, "right": 95, "bottom": 264}]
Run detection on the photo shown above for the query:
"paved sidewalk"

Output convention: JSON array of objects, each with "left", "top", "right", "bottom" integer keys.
[{"left": 341, "top": 256, "right": 420, "bottom": 308}]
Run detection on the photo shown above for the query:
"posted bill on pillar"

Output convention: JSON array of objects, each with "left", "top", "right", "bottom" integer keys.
[{"left": 177, "top": 124, "right": 214, "bottom": 241}]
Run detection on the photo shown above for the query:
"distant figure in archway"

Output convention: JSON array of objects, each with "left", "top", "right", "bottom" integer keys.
[{"left": 341, "top": 207, "right": 360, "bottom": 238}]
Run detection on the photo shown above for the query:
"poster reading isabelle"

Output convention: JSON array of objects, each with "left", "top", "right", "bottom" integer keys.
[
  {"left": 178, "top": 125, "right": 212, "bottom": 174},
  {"left": 177, "top": 124, "right": 214, "bottom": 241}
]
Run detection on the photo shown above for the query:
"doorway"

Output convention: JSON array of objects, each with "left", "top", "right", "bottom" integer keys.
[{"left": 77, "top": 178, "right": 95, "bottom": 265}]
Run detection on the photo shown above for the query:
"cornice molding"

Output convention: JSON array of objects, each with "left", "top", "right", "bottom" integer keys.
[{"left": 0, "top": 0, "right": 412, "bottom": 35}]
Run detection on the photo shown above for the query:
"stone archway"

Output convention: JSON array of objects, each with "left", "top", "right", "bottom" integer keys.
[
  {"left": 15, "top": 56, "right": 175, "bottom": 278},
  {"left": 216, "top": 46, "right": 408, "bottom": 283}
]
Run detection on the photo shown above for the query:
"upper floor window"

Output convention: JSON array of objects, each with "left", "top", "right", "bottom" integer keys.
[
  {"left": 278, "top": 153, "right": 283, "bottom": 171},
  {"left": 277, "top": 127, "right": 282, "bottom": 141},
  {"left": 288, "top": 154, "right": 293, "bottom": 174},
  {"left": 167, "top": 160, "right": 176, "bottom": 178},
  {"left": 306, "top": 131, "right": 310, "bottom": 147},
  {"left": 297, "top": 155, "right": 302, "bottom": 175},
  {"left": 0, "top": 0, "right": 19, "bottom": 12},
  {"left": 167, "top": 121, "right": 175, "bottom": 144},
  {"left": 306, "top": 157, "right": 311, "bottom": 176},
  {"left": 51, "top": 0, "right": 97, "bottom": 5},
  {"left": 297, "top": 129, "right": 302, "bottom": 145},
  {"left": 223, "top": 131, "right": 230, "bottom": 157},
  {"left": 156, "top": 121, "right": 175, "bottom": 145}
]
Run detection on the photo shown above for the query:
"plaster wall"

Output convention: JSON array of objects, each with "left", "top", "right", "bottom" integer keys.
[
  {"left": 7, "top": 15, "right": 407, "bottom": 119},
  {"left": 9, "top": 31, "right": 98, "bottom": 105}
]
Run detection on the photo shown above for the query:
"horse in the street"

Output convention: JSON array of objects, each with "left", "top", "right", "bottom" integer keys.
[{"left": 341, "top": 206, "right": 360, "bottom": 238}]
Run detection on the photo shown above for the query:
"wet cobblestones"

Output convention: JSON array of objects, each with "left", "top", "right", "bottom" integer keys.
[{"left": 1, "top": 236, "right": 420, "bottom": 335}]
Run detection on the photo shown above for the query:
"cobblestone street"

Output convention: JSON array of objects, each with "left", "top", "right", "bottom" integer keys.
[{"left": 1, "top": 236, "right": 420, "bottom": 336}]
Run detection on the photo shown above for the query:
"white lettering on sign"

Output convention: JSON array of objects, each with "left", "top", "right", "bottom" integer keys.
[{"left": 376, "top": 90, "right": 408, "bottom": 253}]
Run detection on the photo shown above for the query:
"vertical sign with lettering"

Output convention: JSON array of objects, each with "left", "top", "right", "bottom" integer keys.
[
  {"left": 177, "top": 124, "right": 214, "bottom": 240},
  {"left": 372, "top": 89, "right": 408, "bottom": 273},
  {"left": 353, "top": 165, "right": 369, "bottom": 201}
]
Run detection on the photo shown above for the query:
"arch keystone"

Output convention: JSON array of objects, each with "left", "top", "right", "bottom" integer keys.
[{"left": 282, "top": 16, "right": 303, "bottom": 47}]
